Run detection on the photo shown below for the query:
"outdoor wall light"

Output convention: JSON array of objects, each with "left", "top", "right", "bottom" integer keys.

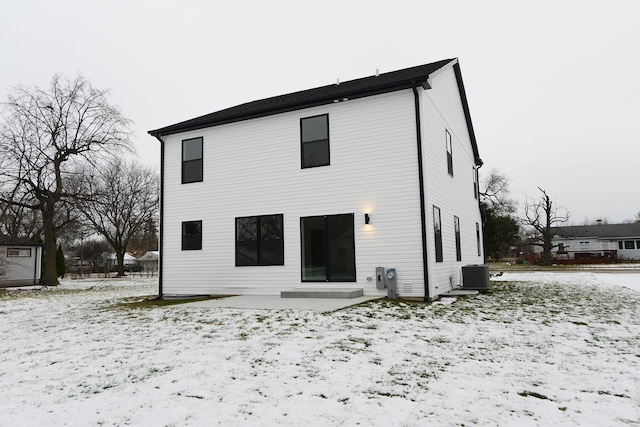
[{"left": 365, "top": 213, "right": 370, "bottom": 224}]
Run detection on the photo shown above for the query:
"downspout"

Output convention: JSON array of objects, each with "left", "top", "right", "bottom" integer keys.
[
  {"left": 153, "top": 134, "right": 165, "bottom": 299},
  {"left": 412, "top": 85, "right": 431, "bottom": 302},
  {"left": 476, "top": 162, "right": 487, "bottom": 264}
]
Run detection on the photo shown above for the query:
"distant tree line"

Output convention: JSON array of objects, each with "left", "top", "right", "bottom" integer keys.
[{"left": 0, "top": 74, "right": 158, "bottom": 285}]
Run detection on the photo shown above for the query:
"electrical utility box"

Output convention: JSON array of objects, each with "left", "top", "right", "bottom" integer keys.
[
  {"left": 386, "top": 268, "right": 398, "bottom": 299},
  {"left": 375, "top": 267, "right": 386, "bottom": 290},
  {"left": 376, "top": 267, "right": 398, "bottom": 298},
  {"left": 461, "top": 265, "right": 491, "bottom": 291}
]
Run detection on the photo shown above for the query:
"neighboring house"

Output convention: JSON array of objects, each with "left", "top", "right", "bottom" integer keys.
[
  {"left": 0, "top": 235, "right": 42, "bottom": 287},
  {"left": 102, "top": 252, "right": 140, "bottom": 270},
  {"left": 138, "top": 251, "right": 159, "bottom": 273},
  {"left": 553, "top": 223, "right": 640, "bottom": 261},
  {"left": 148, "top": 58, "right": 485, "bottom": 300}
]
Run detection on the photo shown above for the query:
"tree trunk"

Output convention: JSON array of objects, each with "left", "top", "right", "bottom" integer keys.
[
  {"left": 41, "top": 205, "right": 59, "bottom": 286},
  {"left": 115, "top": 248, "right": 126, "bottom": 277}
]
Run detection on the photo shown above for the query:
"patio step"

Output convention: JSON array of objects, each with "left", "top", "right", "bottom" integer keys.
[
  {"left": 439, "top": 289, "right": 480, "bottom": 298},
  {"left": 281, "top": 288, "right": 364, "bottom": 299}
]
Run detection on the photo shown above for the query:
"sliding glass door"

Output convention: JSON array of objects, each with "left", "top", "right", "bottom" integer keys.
[{"left": 301, "top": 213, "right": 355, "bottom": 282}]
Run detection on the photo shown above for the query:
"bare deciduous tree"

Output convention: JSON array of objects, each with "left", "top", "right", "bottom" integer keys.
[
  {"left": 479, "top": 169, "right": 520, "bottom": 260},
  {"left": 0, "top": 74, "right": 131, "bottom": 286},
  {"left": 73, "top": 159, "right": 159, "bottom": 277},
  {"left": 522, "top": 187, "right": 570, "bottom": 266},
  {"left": 480, "top": 168, "right": 517, "bottom": 216}
]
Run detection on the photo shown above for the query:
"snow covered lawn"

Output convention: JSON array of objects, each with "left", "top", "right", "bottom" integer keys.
[{"left": 1, "top": 272, "right": 639, "bottom": 426}]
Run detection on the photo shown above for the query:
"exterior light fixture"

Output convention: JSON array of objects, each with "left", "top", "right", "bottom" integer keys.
[{"left": 365, "top": 213, "right": 370, "bottom": 224}]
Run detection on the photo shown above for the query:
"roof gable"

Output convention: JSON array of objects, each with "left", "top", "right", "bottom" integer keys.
[
  {"left": 150, "top": 59, "right": 456, "bottom": 137},
  {"left": 149, "top": 58, "right": 481, "bottom": 166}
]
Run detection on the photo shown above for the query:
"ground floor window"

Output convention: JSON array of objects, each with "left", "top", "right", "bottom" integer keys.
[
  {"left": 624, "top": 241, "right": 635, "bottom": 249},
  {"left": 236, "top": 214, "right": 284, "bottom": 266},
  {"left": 476, "top": 222, "right": 481, "bottom": 256},
  {"left": 433, "top": 206, "right": 443, "bottom": 262},
  {"left": 182, "top": 221, "right": 202, "bottom": 250},
  {"left": 301, "top": 213, "right": 355, "bottom": 282},
  {"left": 454, "top": 216, "right": 461, "bottom": 261}
]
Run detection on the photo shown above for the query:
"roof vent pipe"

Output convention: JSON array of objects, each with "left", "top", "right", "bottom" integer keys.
[
  {"left": 336, "top": 78, "right": 340, "bottom": 85},
  {"left": 375, "top": 68, "right": 379, "bottom": 77}
]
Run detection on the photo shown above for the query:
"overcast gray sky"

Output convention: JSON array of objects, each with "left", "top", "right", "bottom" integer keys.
[{"left": 2, "top": 0, "right": 638, "bottom": 223}]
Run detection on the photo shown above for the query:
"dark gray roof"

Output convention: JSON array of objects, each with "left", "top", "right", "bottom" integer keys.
[
  {"left": 0, "top": 235, "right": 42, "bottom": 246},
  {"left": 148, "top": 58, "right": 481, "bottom": 165},
  {"left": 555, "top": 223, "right": 640, "bottom": 239}
]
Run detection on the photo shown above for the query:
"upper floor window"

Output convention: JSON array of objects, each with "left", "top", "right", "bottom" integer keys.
[
  {"left": 236, "top": 214, "right": 284, "bottom": 266},
  {"left": 446, "top": 130, "right": 453, "bottom": 176},
  {"left": 182, "top": 137, "right": 203, "bottom": 183},
  {"left": 182, "top": 220, "right": 202, "bottom": 250},
  {"left": 433, "top": 206, "right": 443, "bottom": 262},
  {"left": 301, "top": 114, "right": 330, "bottom": 168},
  {"left": 473, "top": 167, "right": 478, "bottom": 199}
]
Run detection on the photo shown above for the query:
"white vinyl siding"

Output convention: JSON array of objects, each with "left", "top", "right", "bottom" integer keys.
[
  {"left": 420, "top": 65, "right": 484, "bottom": 295},
  {"left": 161, "top": 90, "right": 425, "bottom": 296},
  {"left": 160, "top": 61, "right": 484, "bottom": 298}
]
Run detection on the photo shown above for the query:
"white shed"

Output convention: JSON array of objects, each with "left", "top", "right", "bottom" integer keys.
[
  {"left": 0, "top": 235, "right": 42, "bottom": 287},
  {"left": 138, "top": 251, "right": 159, "bottom": 273}
]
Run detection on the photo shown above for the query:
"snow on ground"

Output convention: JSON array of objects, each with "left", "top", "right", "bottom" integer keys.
[{"left": 0, "top": 272, "right": 639, "bottom": 426}]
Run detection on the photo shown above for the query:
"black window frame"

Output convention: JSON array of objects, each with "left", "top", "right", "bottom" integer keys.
[
  {"left": 235, "top": 214, "right": 284, "bottom": 266},
  {"left": 476, "top": 222, "right": 482, "bottom": 256},
  {"left": 433, "top": 206, "right": 443, "bottom": 262},
  {"left": 300, "top": 114, "right": 330, "bottom": 169},
  {"left": 454, "top": 216, "right": 462, "bottom": 262},
  {"left": 446, "top": 130, "right": 453, "bottom": 176},
  {"left": 624, "top": 240, "right": 635, "bottom": 250},
  {"left": 182, "top": 137, "right": 203, "bottom": 184},
  {"left": 300, "top": 213, "right": 356, "bottom": 282},
  {"left": 182, "top": 220, "right": 202, "bottom": 250},
  {"left": 618, "top": 241, "right": 624, "bottom": 250}
]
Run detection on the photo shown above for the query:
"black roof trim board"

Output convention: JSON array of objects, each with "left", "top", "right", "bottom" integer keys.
[
  {"left": 453, "top": 62, "right": 482, "bottom": 167},
  {"left": 149, "top": 58, "right": 481, "bottom": 164}
]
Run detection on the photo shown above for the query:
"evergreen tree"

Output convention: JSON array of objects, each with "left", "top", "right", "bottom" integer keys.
[{"left": 56, "top": 244, "right": 66, "bottom": 278}]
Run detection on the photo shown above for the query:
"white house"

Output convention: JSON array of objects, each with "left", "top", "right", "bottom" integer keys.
[
  {"left": 553, "top": 223, "right": 640, "bottom": 261},
  {"left": 149, "top": 58, "right": 485, "bottom": 300},
  {"left": 0, "top": 235, "right": 42, "bottom": 287}
]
